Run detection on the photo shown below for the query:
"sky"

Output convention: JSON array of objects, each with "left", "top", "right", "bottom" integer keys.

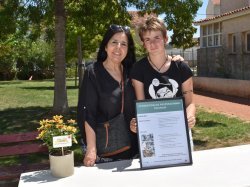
[{"left": 193, "top": 0, "right": 209, "bottom": 37}]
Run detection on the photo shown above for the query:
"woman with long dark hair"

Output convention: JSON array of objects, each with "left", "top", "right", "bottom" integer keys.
[{"left": 77, "top": 24, "right": 138, "bottom": 166}]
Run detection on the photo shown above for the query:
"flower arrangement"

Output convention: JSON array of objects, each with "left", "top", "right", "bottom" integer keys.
[{"left": 37, "top": 115, "right": 78, "bottom": 155}]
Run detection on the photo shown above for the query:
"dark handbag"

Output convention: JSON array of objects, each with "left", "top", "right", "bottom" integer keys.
[
  {"left": 95, "top": 77, "right": 131, "bottom": 157},
  {"left": 96, "top": 113, "right": 131, "bottom": 157}
]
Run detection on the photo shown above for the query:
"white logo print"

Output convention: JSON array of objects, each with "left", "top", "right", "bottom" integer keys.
[{"left": 148, "top": 78, "right": 178, "bottom": 99}]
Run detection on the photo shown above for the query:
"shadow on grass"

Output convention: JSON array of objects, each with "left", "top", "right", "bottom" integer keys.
[
  {"left": 0, "top": 107, "right": 77, "bottom": 134},
  {"left": 196, "top": 118, "right": 227, "bottom": 128},
  {"left": 0, "top": 81, "right": 23, "bottom": 85},
  {"left": 193, "top": 139, "right": 208, "bottom": 147},
  {"left": 0, "top": 107, "right": 52, "bottom": 134},
  {"left": 20, "top": 86, "right": 77, "bottom": 90}
]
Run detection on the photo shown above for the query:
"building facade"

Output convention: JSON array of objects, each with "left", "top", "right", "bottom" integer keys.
[{"left": 194, "top": 0, "right": 250, "bottom": 80}]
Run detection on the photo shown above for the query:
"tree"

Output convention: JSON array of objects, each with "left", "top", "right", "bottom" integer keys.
[
  {"left": 0, "top": 0, "right": 202, "bottom": 114},
  {"left": 65, "top": 0, "right": 131, "bottom": 59},
  {"left": 125, "top": 0, "right": 202, "bottom": 49},
  {"left": 53, "top": 0, "right": 68, "bottom": 114}
]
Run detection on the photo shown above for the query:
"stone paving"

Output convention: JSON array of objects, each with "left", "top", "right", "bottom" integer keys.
[{"left": 194, "top": 91, "right": 250, "bottom": 121}]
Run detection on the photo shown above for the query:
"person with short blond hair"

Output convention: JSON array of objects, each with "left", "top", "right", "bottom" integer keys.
[
  {"left": 130, "top": 16, "right": 196, "bottom": 148},
  {"left": 138, "top": 16, "right": 167, "bottom": 42}
]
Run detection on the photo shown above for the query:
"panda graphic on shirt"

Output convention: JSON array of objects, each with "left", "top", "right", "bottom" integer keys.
[{"left": 148, "top": 78, "right": 179, "bottom": 99}]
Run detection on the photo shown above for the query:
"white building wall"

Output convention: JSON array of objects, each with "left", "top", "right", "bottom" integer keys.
[
  {"left": 206, "top": 0, "right": 221, "bottom": 17},
  {"left": 222, "top": 14, "right": 250, "bottom": 50},
  {"left": 206, "top": 0, "right": 214, "bottom": 17},
  {"left": 221, "top": 0, "right": 249, "bottom": 14}
]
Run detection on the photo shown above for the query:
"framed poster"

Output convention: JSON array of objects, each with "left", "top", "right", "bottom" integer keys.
[{"left": 135, "top": 97, "right": 193, "bottom": 170}]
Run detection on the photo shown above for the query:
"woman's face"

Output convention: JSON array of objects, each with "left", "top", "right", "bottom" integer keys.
[
  {"left": 142, "top": 30, "right": 167, "bottom": 55},
  {"left": 105, "top": 32, "right": 128, "bottom": 64}
]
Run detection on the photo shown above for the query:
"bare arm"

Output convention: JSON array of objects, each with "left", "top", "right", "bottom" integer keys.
[
  {"left": 132, "top": 79, "right": 145, "bottom": 100},
  {"left": 83, "top": 122, "right": 97, "bottom": 167},
  {"left": 129, "top": 79, "right": 145, "bottom": 133},
  {"left": 182, "top": 77, "right": 196, "bottom": 128}
]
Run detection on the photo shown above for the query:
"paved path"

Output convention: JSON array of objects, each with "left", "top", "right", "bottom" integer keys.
[{"left": 194, "top": 91, "right": 250, "bottom": 121}]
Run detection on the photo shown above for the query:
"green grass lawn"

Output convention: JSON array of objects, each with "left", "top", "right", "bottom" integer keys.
[
  {"left": 0, "top": 79, "right": 78, "bottom": 134},
  {"left": 0, "top": 79, "right": 82, "bottom": 166},
  {"left": 1, "top": 79, "right": 250, "bottom": 167},
  {"left": 194, "top": 107, "right": 250, "bottom": 150}
]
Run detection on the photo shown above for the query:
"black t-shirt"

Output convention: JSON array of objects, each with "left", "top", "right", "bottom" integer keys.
[
  {"left": 77, "top": 62, "right": 138, "bottom": 158},
  {"left": 130, "top": 57, "right": 193, "bottom": 99}
]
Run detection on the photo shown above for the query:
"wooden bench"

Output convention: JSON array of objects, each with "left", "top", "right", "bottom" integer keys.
[{"left": 0, "top": 131, "right": 49, "bottom": 181}]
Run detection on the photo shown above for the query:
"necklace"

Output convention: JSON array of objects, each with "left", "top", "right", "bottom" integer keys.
[{"left": 148, "top": 56, "right": 167, "bottom": 72}]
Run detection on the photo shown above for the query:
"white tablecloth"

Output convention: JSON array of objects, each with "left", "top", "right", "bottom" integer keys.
[{"left": 19, "top": 144, "right": 250, "bottom": 187}]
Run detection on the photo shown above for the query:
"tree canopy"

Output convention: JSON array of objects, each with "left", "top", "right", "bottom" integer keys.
[
  {"left": 0, "top": 0, "right": 202, "bottom": 114},
  {"left": 0, "top": 0, "right": 202, "bottom": 57}
]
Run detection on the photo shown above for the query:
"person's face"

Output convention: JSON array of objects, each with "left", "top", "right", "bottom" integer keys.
[
  {"left": 105, "top": 32, "right": 128, "bottom": 64},
  {"left": 142, "top": 30, "right": 167, "bottom": 54}
]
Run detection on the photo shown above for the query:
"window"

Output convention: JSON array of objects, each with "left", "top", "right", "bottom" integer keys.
[
  {"left": 214, "top": 23, "right": 220, "bottom": 33},
  {"left": 214, "top": 35, "right": 219, "bottom": 46},
  {"left": 202, "top": 26, "right": 207, "bottom": 36},
  {"left": 232, "top": 35, "right": 236, "bottom": 53},
  {"left": 207, "top": 25, "right": 212, "bottom": 35},
  {"left": 241, "top": 31, "right": 250, "bottom": 53},
  {"left": 229, "top": 34, "right": 236, "bottom": 53},
  {"left": 202, "top": 37, "right": 207, "bottom": 47},
  {"left": 246, "top": 32, "right": 250, "bottom": 52},
  {"left": 208, "top": 36, "right": 213, "bottom": 46},
  {"left": 201, "top": 22, "right": 222, "bottom": 48}
]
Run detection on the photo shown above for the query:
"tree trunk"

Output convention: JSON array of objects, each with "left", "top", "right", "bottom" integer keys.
[{"left": 52, "top": 0, "right": 69, "bottom": 114}]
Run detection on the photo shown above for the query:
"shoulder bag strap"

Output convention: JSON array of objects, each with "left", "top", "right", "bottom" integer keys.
[{"left": 121, "top": 73, "right": 124, "bottom": 114}]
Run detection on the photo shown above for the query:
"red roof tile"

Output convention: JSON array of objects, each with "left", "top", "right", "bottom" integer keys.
[{"left": 194, "top": 5, "right": 250, "bottom": 24}]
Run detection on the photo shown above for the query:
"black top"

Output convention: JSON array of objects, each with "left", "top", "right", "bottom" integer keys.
[
  {"left": 130, "top": 57, "right": 193, "bottom": 99},
  {"left": 77, "top": 62, "right": 138, "bottom": 159}
]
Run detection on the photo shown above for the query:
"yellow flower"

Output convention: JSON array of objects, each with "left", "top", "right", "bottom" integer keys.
[
  {"left": 37, "top": 130, "right": 46, "bottom": 139},
  {"left": 71, "top": 127, "right": 77, "bottom": 133},
  {"left": 45, "top": 124, "right": 52, "bottom": 128},
  {"left": 48, "top": 119, "right": 54, "bottom": 123},
  {"left": 67, "top": 119, "right": 76, "bottom": 124},
  {"left": 62, "top": 125, "right": 67, "bottom": 131},
  {"left": 66, "top": 126, "right": 72, "bottom": 131},
  {"left": 53, "top": 115, "right": 63, "bottom": 121},
  {"left": 56, "top": 124, "right": 64, "bottom": 129},
  {"left": 37, "top": 115, "right": 78, "bottom": 152},
  {"left": 40, "top": 119, "right": 49, "bottom": 126}
]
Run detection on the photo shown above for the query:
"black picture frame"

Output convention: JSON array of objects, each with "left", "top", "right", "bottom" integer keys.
[{"left": 135, "top": 97, "right": 193, "bottom": 170}]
